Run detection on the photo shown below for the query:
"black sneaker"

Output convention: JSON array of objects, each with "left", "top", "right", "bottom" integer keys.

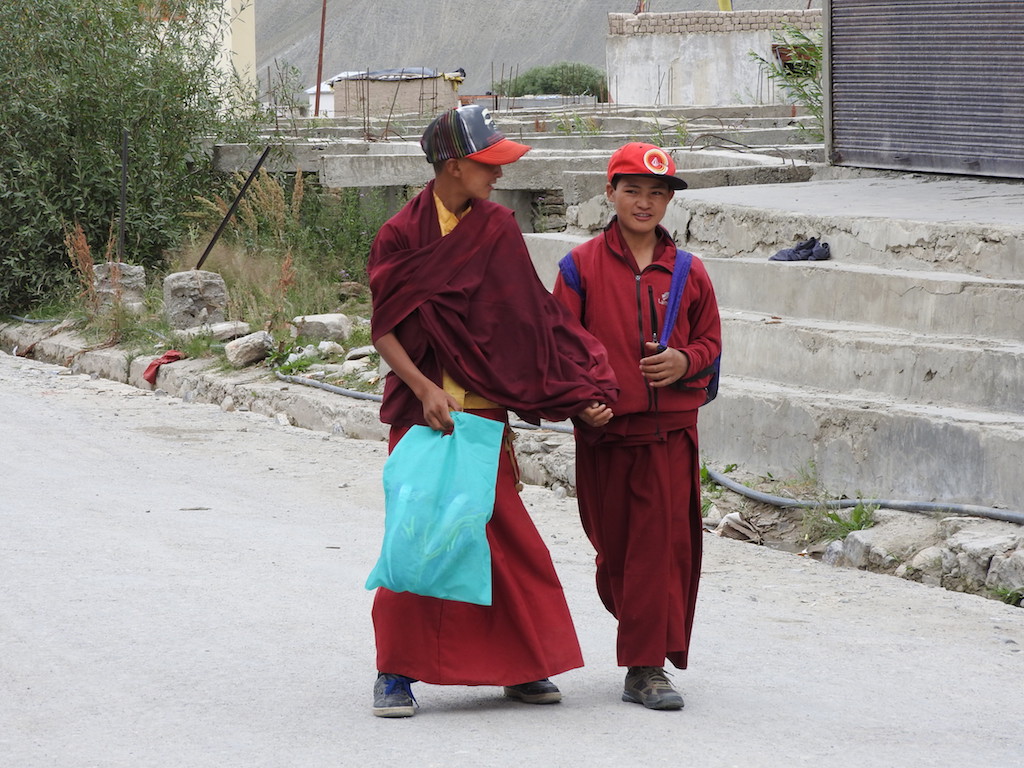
[
  {"left": 503, "top": 678, "right": 562, "bottom": 704},
  {"left": 809, "top": 241, "right": 831, "bottom": 261},
  {"left": 769, "top": 237, "right": 817, "bottom": 261},
  {"left": 372, "top": 673, "right": 417, "bottom": 718},
  {"left": 622, "top": 666, "right": 684, "bottom": 710}
]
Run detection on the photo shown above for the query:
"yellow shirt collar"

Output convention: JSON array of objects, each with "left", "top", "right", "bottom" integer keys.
[{"left": 434, "top": 192, "right": 470, "bottom": 236}]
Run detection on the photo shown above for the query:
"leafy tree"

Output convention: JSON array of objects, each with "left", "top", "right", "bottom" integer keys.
[
  {"left": 750, "top": 25, "right": 824, "bottom": 141},
  {"left": 495, "top": 62, "right": 608, "bottom": 101},
  {"left": 0, "top": 0, "right": 262, "bottom": 312}
]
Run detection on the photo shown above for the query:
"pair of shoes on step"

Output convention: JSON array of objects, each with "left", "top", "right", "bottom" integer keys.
[
  {"left": 769, "top": 237, "right": 831, "bottom": 262},
  {"left": 622, "top": 666, "right": 685, "bottom": 711},
  {"left": 372, "top": 674, "right": 561, "bottom": 717}
]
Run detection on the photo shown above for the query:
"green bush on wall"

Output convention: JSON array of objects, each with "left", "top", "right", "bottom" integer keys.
[{"left": 494, "top": 62, "right": 608, "bottom": 101}]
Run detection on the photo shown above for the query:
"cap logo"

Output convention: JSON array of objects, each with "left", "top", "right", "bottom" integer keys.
[{"left": 643, "top": 147, "right": 670, "bottom": 176}]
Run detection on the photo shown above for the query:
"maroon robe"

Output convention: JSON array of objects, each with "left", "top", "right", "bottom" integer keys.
[
  {"left": 367, "top": 183, "right": 618, "bottom": 685},
  {"left": 369, "top": 180, "right": 618, "bottom": 428}
]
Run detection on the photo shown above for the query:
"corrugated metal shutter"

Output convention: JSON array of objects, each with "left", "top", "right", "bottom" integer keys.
[{"left": 826, "top": 0, "right": 1024, "bottom": 178}]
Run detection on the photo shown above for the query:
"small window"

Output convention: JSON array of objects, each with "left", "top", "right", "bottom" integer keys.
[{"left": 773, "top": 43, "right": 819, "bottom": 77}]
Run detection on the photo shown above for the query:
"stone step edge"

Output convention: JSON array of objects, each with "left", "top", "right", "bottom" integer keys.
[
  {"left": 527, "top": 235, "right": 1024, "bottom": 285},
  {"left": 719, "top": 308, "right": 1024, "bottom": 353},
  {"left": 716, "top": 374, "right": 1024, "bottom": 429},
  {"left": 683, "top": 205, "right": 1024, "bottom": 280},
  {"left": 705, "top": 256, "right": 1024, "bottom": 288}
]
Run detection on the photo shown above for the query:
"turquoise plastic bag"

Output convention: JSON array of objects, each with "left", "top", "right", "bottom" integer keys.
[{"left": 365, "top": 411, "right": 505, "bottom": 606}]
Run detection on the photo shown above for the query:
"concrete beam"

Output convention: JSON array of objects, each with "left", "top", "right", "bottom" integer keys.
[{"left": 319, "top": 153, "right": 432, "bottom": 188}]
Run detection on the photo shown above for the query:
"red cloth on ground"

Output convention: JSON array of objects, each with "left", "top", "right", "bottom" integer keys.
[
  {"left": 553, "top": 218, "right": 722, "bottom": 669},
  {"left": 368, "top": 180, "right": 618, "bottom": 428},
  {"left": 372, "top": 411, "right": 584, "bottom": 685},
  {"left": 142, "top": 350, "right": 186, "bottom": 385},
  {"left": 575, "top": 426, "right": 702, "bottom": 669}
]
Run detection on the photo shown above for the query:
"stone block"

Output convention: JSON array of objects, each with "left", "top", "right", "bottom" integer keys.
[
  {"left": 986, "top": 550, "right": 1024, "bottom": 591},
  {"left": 163, "top": 270, "right": 228, "bottom": 329},
  {"left": 291, "top": 313, "right": 353, "bottom": 341},
  {"left": 94, "top": 262, "right": 146, "bottom": 313},
  {"left": 173, "top": 321, "right": 251, "bottom": 342},
  {"left": 224, "top": 331, "right": 273, "bottom": 368},
  {"left": 896, "top": 545, "right": 945, "bottom": 587}
]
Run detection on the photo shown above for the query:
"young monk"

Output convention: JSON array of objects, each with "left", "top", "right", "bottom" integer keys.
[
  {"left": 367, "top": 104, "right": 618, "bottom": 717},
  {"left": 553, "top": 143, "right": 722, "bottom": 710}
]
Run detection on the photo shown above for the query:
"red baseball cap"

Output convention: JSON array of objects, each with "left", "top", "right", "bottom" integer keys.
[
  {"left": 421, "top": 104, "right": 531, "bottom": 165},
  {"left": 607, "top": 142, "right": 688, "bottom": 190}
]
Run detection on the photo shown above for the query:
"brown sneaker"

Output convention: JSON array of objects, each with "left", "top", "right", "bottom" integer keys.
[
  {"left": 503, "top": 678, "right": 562, "bottom": 704},
  {"left": 622, "top": 666, "right": 684, "bottom": 710}
]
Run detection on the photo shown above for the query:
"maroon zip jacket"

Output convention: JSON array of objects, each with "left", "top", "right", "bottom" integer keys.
[{"left": 553, "top": 218, "right": 722, "bottom": 441}]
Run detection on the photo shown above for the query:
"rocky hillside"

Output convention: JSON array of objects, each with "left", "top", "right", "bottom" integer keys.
[{"left": 254, "top": 0, "right": 811, "bottom": 96}]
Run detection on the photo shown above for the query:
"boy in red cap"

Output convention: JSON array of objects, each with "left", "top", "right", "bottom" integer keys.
[
  {"left": 553, "top": 142, "right": 722, "bottom": 710},
  {"left": 367, "top": 104, "right": 619, "bottom": 717}
]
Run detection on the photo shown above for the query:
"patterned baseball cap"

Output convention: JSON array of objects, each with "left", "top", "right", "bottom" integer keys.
[
  {"left": 421, "top": 104, "right": 531, "bottom": 165},
  {"left": 607, "top": 142, "right": 688, "bottom": 190}
]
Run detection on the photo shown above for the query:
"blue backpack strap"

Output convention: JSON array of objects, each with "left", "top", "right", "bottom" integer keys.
[
  {"left": 658, "top": 250, "right": 692, "bottom": 347},
  {"left": 557, "top": 251, "right": 583, "bottom": 298},
  {"left": 663, "top": 249, "right": 721, "bottom": 405}
]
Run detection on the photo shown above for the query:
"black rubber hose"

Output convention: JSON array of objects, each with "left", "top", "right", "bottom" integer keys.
[
  {"left": 6, "top": 315, "right": 59, "bottom": 324},
  {"left": 276, "top": 370, "right": 1024, "bottom": 525},
  {"left": 705, "top": 468, "right": 1024, "bottom": 526}
]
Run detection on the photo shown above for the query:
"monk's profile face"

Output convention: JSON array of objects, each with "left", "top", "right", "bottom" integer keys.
[
  {"left": 606, "top": 175, "right": 674, "bottom": 240},
  {"left": 450, "top": 158, "right": 504, "bottom": 201}
]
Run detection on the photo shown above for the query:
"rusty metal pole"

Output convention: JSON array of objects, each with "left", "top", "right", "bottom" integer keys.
[
  {"left": 194, "top": 146, "right": 272, "bottom": 271},
  {"left": 313, "top": 0, "right": 328, "bottom": 116}
]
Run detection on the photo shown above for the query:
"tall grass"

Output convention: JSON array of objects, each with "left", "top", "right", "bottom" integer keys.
[{"left": 184, "top": 171, "right": 396, "bottom": 332}]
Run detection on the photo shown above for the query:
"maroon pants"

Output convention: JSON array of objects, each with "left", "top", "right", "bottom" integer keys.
[
  {"left": 575, "top": 426, "right": 703, "bottom": 669},
  {"left": 373, "top": 411, "right": 583, "bottom": 685}
]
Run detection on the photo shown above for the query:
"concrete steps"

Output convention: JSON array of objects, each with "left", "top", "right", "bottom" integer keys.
[
  {"left": 679, "top": 178, "right": 1024, "bottom": 280},
  {"left": 719, "top": 309, "right": 1024, "bottom": 413},
  {"left": 700, "top": 376, "right": 1024, "bottom": 509},
  {"left": 705, "top": 258, "right": 1024, "bottom": 342},
  {"left": 524, "top": 173, "right": 1024, "bottom": 509}
]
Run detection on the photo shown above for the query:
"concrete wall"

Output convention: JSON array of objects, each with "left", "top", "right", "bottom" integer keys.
[{"left": 606, "top": 9, "right": 821, "bottom": 107}]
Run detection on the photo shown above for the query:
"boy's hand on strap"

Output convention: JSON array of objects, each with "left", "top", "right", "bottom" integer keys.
[
  {"left": 577, "top": 402, "right": 613, "bottom": 428},
  {"left": 640, "top": 342, "right": 690, "bottom": 388},
  {"left": 419, "top": 384, "right": 461, "bottom": 433}
]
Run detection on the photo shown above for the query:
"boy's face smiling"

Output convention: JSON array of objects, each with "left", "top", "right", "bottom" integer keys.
[
  {"left": 606, "top": 175, "right": 674, "bottom": 240},
  {"left": 451, "top": 157, "right": 503, "bottom": 203}
]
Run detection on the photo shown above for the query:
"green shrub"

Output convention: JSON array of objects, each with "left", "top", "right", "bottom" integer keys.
[
  {"left": 0, "top": 0, "right": 262, "bottom": 313},
  {"left": 803, "top": 501, "right": 877, "bottom": 542},
  {"left": 495, "top": 62, "right": 608, "bottom": 101}
]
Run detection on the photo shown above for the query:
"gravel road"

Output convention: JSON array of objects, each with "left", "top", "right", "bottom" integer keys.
[{"left": 2, "top": 351, "right": 1022, "bottom": 768}]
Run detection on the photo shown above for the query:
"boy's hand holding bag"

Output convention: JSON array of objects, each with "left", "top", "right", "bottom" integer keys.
[{"left": 365, "top": 411, "right": 505, "bottom": 606}]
